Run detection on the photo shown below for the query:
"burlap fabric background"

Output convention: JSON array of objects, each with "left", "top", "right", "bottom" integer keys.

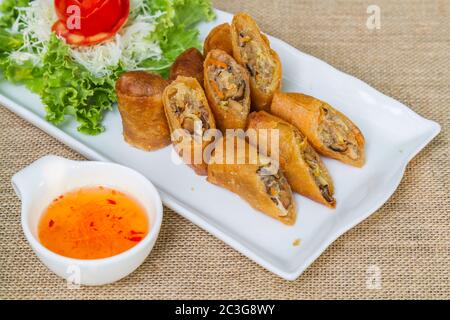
[{"left": 1, "top": 0, "right": 449, "bottom": 300}]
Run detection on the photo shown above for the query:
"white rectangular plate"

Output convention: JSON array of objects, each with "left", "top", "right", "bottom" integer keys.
[{"left": 0, "top": 9, "right": 440, "bottom": 280}]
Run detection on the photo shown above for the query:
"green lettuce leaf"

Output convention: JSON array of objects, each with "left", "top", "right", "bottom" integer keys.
[
  {"left": 0, "top": 28, "right": 44, "bottom": 93},
  {"left": 140, "top": 24, "right": 201, "bottom": 78},
  {"left": 0, "top": 0, "right": 30, "bottom": 28},
  {"left": 41, "top": 35, "right": 120, "bottom": 135},
  {"left": 0, "top": 57, "right": 45, "bottom": 93},
  {"left": 0, "top": 29, "right": 23, "bottom": 51},
  {"left": 172, "top": 0, "right": 215, "bottom": 28},
  {"left": 141, "top": 0, "right": 215, "bottom": 77}
]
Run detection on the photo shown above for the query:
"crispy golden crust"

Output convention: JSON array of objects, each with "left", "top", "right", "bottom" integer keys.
[
  {"left": 207, "top": 136, "right": 297, "bottom": 225},
  {"left": 162, "top": 76, "right": 216, "bottom": 175},
  {"left": 169, "top": 48, "right": 205, "bottom": 85},
  {"left": 116, "top": 71, "right": 171, "bottom": 151},
  {"left": 203, "top": 49, "right": 251, "bottom": 132},
  {"left": 270, "top": 92, "right": 365, "bottom": 167},
  {"left": 230, "top": 12, "right": 282, "bottom": 111},
  {"left": 203, "top": 23, "right": 233, "bottom": 57},
  {"left": 247, "top": 111, "right": 336, "bottom": 208}
]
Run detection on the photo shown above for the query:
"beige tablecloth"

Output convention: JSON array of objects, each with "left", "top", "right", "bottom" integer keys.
[{"left": 1, "top": 0, "right": 449, "bottom": 299}]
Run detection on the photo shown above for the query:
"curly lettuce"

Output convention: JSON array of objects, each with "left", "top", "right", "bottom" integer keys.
[
  {"left": 42, "top": 34, "right": 121, "bottom": 134},
  {"left": 140, "top": 0, "right": 215, "bottom": 77},
  {"left": 0, "top": 0, "right": 215, "bottom": 134},
  {"left": 0, "top": 0, "right": 31, "bottom": 28}
]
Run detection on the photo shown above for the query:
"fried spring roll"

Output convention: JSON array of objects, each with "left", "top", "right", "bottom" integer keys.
[
  {"left": 207, "top": 136, "right": 297, "bottom": 225},
  {"left": 169, "top": 48, "right": 204, "bottom": 85},
  {"left": 203, "top": 23, "right": 234, "bottom": 57},
  {"left": 116, "top": 71, "right": 171, "bottom": 151},
  {"left": 247, "top": 111, "right": 336, "bottom": 207},
  {"left": 203, "top": 49, "right": 251, "bottom": 132},
  {"left": 231, "top": 13, "right": 282, "bottom": 111},
  {"left": 162, "top": 76, "right": 216, "bottom": 175},
  {"left": 271, "top": 92, "right": 365, "bottom": 167}
]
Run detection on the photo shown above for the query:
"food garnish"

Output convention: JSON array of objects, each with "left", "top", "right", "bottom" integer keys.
[
  {"left": 0, "top": 0, "right": 215, "bottom": 134},
  {"left": 52, "top": 0, "right": 130, "bottom": 46}
]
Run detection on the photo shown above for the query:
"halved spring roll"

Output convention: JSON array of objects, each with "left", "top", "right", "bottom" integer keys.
[
  {"left": 271, "top": 92, "right": 365, "bottom": 167},
  {"left": 203, "top": 23, "right": 234, "bottom": 57},
  {"left": 207, "top": 136, "right": 297, "bottom": 225},
  {"left": 116, "top": 71, "right": 171, "bottom": 151},
  {"left": 231, "top": 12, "right": 282, "bottom": 111},
  {"left": 203, "top": 22, "right": 269, "bottom": 58},
  {"left": 247, "top": 111, "right": 336, "bottom": 208},
  {"left": 203, "top": 49, "right": 251, "bottom": 132},
  {"left": 162, "top": 76, "right": 216, "bottom": 175}
]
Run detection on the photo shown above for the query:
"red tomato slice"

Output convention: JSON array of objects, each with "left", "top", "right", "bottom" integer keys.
[
  {"left": 52, "top": 0, "right": 130, "bottom": 46},
  {"left": 54, "top": 0, "right": 68, "bottom": 21},
  {"left": 54, "top": 0, "right": 126, "bottom": 37},
  {"left": 77, "top": 0, "right": 104, "bottom": 12},
  {"left": 55, "top": 0, "right": 113, "bottom": 18},
  {"left": 81, "top": 0, "right": 124, "bottom": 36},
  {"left": 52, "top": 12, "right": 129, "bottom": 46}
]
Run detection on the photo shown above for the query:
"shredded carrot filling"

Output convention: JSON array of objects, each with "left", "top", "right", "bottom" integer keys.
[
  {"left": 210, "top": 80, "right": 225, "bottom": 99},
  {"left": 207, "top": 58, "right": 228, "bottom": 69}
]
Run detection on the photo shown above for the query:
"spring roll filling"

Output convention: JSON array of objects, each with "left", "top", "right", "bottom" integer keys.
[
  {"left": 168, "top": 83, "right": 210, "bottom": 135},
  {"left": 296, "top": 132, "right": 334, "bottom": 204},
  {"left": 318, "top": 106, "right": 359, "bottom": 160},
  {"left": 237, "top": 30, "right": 275, "bottom": 93},
  {"left": 206, "top": 59, "right": 246, "bottom": 110},
  {"left": 257, "top": 164, "right": 292, "bottom": 216}
]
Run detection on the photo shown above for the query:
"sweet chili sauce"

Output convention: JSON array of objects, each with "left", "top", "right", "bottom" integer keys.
[{"left": 38, "top": 186, "right": 149, "bottom": 259}]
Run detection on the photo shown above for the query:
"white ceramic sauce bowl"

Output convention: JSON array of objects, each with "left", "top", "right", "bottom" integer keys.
[{"left": 11, "top": 155, "right": 163, "bottom": 286}]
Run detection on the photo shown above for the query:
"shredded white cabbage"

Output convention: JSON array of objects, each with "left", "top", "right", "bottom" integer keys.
[
  {"left": 9, "top": 0, "right": 163, "bottom": 77},
  {"left": 10, "top": 0, "right": 56, "bottom": 65},
  {"left": 69, "top": 14, "right": 162, "bottom": 77}
]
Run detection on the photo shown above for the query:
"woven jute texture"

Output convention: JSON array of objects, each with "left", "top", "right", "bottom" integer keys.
[{"left": 1, "top": 0, "right": 449, "bottom": 300}]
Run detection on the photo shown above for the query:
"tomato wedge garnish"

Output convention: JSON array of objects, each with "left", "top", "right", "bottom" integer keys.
[{"left": 52, "top": 0, "right": 130, "bottom": 46}]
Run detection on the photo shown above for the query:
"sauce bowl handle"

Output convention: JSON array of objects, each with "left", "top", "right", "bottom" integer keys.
[{"left": 11, "top": 155, "right": 68, "bottom": 200}]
